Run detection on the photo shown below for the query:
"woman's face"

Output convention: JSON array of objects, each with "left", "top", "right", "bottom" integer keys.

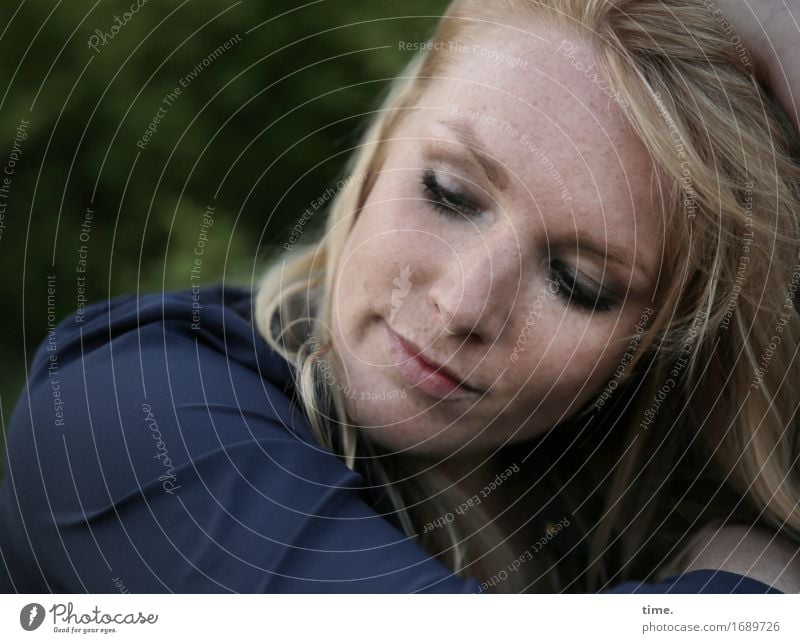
[{"left": 328, "top": 23, "right": 662, "bottom": 456}]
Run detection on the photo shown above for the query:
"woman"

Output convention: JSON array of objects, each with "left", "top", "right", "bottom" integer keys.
[{"left": 1, "top": 0, "right": 798, "bottom": 593}]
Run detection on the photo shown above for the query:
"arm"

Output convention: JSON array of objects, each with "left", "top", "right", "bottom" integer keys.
[
  {"left": 0, "top": 288, "right": 480, "bottom": 593},
  {"left": 600, "top": 524, "right": 795, "bottom": 594},
  {"left": 659, "top": 523, "right": 800, "bottom": 594}
]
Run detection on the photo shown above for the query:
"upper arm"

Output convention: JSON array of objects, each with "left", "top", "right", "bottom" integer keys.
[{"left": 662, "top": 524, "right": 800, "bottom": 594}]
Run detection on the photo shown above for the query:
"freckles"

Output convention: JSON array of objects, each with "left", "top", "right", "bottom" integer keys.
[{"left": 337, "top": 236, "right": 381, "bottom": 297}]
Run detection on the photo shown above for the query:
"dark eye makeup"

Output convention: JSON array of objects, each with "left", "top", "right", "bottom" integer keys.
[{"left": 419, "top": 168, "right": 620, "bottom": 314}]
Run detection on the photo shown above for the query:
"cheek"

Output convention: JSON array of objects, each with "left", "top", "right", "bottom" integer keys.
[
  {"left": 510, "top": 320, "right": 621, "bottom": 401},
  {"left": 333, "top": 206, "right": 445, "bottom": 318},
  {"left": 337, "top": 198, "right": 416, "bottom": 281},
  {"left": 332, "top": 216, "right": 395, "bottom": 316},
  {"left": 555, "top": 328, "right": 633, "bottom": 407}
]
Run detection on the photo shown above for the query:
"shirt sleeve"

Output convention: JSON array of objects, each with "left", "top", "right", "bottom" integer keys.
[
  {"left": 601, "top": 569, "right": 783, "bottom": 593},
  {"left": 0, "top": 290, "right": 481, "bottom": 594}
]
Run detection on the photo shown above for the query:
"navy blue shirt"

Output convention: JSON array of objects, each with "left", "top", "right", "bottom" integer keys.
[{"left": 0, "top": 284, "right": 782, "bottom": 594}]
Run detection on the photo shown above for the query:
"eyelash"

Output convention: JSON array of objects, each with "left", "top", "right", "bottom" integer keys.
[
  {"left": 548, "top": 260, "right": 617, "bottom": 313},
  {"left": 420, "top": 169, "right": 482, "bottom": 219},
  {"left": 419, "top": 169, "right": 618, "bottom": 314}
]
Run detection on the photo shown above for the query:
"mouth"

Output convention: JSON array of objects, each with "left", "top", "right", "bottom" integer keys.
[{"left": 385, "top": 322, "right": 481, "bottom": 401}]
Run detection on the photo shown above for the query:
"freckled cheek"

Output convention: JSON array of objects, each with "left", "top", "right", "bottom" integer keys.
[
  {"left": 562, "top": 341, "right": 622, "bottom": 394},
  {"left": 347, "top": 198, "right": 429, "bottom": 258},
  {"left": 511, "top": 327, "right": 617, "bottom": 396},
  {"left": 333, "top": 229, "right": 434, "bottom": 353},
  {"left": 341, "top": 216, "right": 439, "bottom": 295}
]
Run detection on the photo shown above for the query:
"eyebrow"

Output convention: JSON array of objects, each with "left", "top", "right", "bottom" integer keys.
[
  {"left": 433, "top": 118, "right": 650, "bottom": 283},
  {"left": 434, "top": 118, "right": 511, "bottom": 191}
]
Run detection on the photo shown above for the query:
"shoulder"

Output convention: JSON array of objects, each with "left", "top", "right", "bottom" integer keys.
[
  {"left": 5, "top": 282, "right": 316, "bottom": 498},
  {"left": 4, "top": 283, "right": 320, "bottom": 527},
  {"left": 1, "top": 285, "right": 478, "bottom": 592},
  {"left": 602, "top": 568, "right": 784, "bottom": 593},
  {"left": 12, "top": 283, "right": 317, "bottom": 476},
  {"left": 602, "top": 523, "right": 799, "bottom": 594},
  {"left": 26, "top": 283, "right": 300, "bottom": 428},
  {"left": 664, "top": 524, "right": 800, "bottom": 594},
  {"left": 35, "top": 283, "right": 294, "bottom": 394}
]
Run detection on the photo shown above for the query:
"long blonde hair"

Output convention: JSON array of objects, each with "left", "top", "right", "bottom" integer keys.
[{"left": 253, "top": 0, "right": 800, "bottom": 592}]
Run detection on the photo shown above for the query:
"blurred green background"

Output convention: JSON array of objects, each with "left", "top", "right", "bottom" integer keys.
[{"left": 0, "top": 0, "right": 450, "bottom": 467}]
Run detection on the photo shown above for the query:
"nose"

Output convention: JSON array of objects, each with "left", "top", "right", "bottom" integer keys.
[{"left": 428, "top": 233, "right": 522, "bottom": 342}]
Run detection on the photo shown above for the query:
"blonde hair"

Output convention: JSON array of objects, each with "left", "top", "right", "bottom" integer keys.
[{"left": 254, "top": 0, "right": 800, "bottom": 592}]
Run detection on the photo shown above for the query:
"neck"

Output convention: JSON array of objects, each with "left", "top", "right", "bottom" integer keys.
[{"left": 423, "top": 450, "right": 523, "bottom": 538}]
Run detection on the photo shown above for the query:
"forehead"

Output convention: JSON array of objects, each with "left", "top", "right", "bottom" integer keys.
[{"left": 409, "top": 23, "right": 662, "bottom": 265}]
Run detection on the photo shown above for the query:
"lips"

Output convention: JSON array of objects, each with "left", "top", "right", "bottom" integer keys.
[{"left": 385, "top": 323, "right": 479, "bottom": 400}]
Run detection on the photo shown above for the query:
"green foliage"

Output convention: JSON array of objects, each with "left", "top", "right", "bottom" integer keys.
[{"left": 0, "top": 0, "right": 449, "bottom": 450}]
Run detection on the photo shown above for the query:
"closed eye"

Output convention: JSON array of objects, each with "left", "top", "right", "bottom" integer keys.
[
  {"left": 420, "top": 169, "right": 482, "bottom": 219},
  {"left": 420, "top": 169, "right": 619, "bottom": 313},
  {"left": 548, "top": 259, "right": 618, "bottom": 313}
]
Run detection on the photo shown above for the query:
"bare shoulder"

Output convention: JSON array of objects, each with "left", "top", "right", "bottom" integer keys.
[{"left": 662, "top": 524, "right": 800, "bottom": 593}]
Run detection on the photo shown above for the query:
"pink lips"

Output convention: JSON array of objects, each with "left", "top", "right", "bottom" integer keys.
[{"left": 386, "top": 324, "right": 477, "bottom": 400}]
